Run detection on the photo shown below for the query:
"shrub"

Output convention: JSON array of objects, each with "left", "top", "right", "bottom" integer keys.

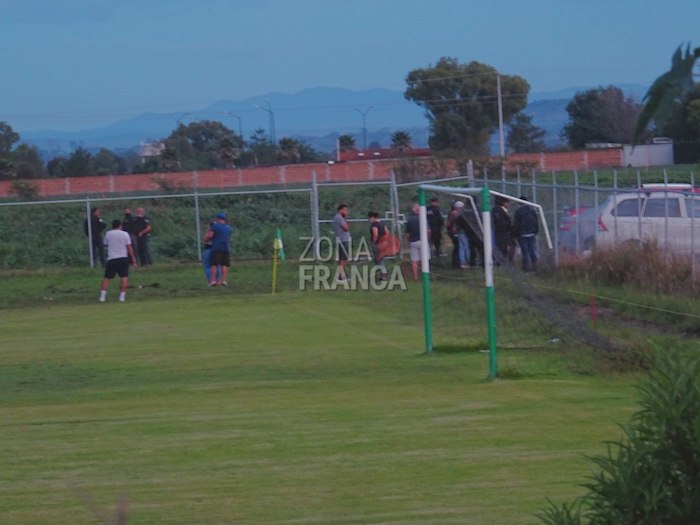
[
  {"left": 9, "top": 180, "right": 40, "bottom": 200},
  {"left": 537, "top": 348, "right": 700, "bottom": 524}
]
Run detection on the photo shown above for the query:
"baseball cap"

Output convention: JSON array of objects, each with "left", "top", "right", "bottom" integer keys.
[
  {"left": 454, "top": 201, "right": 465, "bottom": 208},
  {"left": 216, "top": 212, "right": 226, "bottom": 219}
]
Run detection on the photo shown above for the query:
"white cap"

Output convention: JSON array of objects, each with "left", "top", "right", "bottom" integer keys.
[{"left": 454, "top": 201, "right": 465, "bottom": 208}]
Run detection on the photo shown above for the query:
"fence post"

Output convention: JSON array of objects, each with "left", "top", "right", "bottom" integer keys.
[
  {"left": 86, "top": 198, "right": 94, "bottom": 268},
  {"left": 552, "top": 171, "right": 559, "bottom": 266},
  {"left": 311, "top": 171, "right": 320, "bottom": 260},
  {"left": 194, "top": 191, "right": 202, "bottom": 261}
]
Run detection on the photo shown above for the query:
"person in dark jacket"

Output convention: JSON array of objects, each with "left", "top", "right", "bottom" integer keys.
[
  {"left": 457, "top": 201, "right": 484, "bottom": 267},
  {"left": 492, "top": 196, "right": 515, "bottom": 264},
  {"left": 83, "top": 207, "right": 107, "bottom": 267},
  {"left": 426, "top": 197, "right": 445, "bottom": 257},
  {"left": 513, "top": 196, "right": 539, "bottom": 271}
]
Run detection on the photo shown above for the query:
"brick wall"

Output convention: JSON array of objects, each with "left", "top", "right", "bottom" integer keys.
[{"left": 0, "top": 148, "right": 626, "bottom": 199}]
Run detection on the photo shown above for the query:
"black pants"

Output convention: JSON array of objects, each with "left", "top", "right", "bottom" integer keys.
[
  {"left": 431, "top": 228, "right": 443, "bottom": 257},
  {"left": 450, "top": 233, "right": 460, "bottom": 269}
]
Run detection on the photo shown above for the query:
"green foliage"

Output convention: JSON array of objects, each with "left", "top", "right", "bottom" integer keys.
[
  {"left": 63, "top": 146, "right": 95, "bottom": 177},
  {"left": 161, "top": 120, "right": 244, "bottom": 171},
  {"left": 562, "top": 86, "right": 642, "bottom": 148},
  {"left": 404, "top": 57, "right": 529, "bottom": 154},
  {"left": 337, "top": 133, "right": 356, "bottom": 151},
  {"left": 9, "top": 180, "right": 40, "bottom": 200},
  {"left": 390, "top": 130, "right": 412, "bottom": 150},
  {"left": 538, "top": 348, "right": 700, "bottom": 524},
  {"left": 507, "top": 112, "right": 546, "bottom": 153},
  {"left": 635, "top": 44, "right": 700, "bottom": 144}
]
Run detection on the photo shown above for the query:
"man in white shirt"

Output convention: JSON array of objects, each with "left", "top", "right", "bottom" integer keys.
[{"left": 99, "top": 219, "right": 138, "bottom": 303}]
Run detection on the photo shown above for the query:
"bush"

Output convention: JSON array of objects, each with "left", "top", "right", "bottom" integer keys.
[
  {"left": 538, "top": 348, "right": 700, "bottom": 524},
  {"left": 9, "top": 180, "right": 40, "bottom": 200}
]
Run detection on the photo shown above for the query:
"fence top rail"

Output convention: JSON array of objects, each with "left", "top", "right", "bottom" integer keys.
[
  {"left": 316, "top": 181, "right": 391, "bottom": 188},
  {"left": 0, "top": 187, "right": 312, "bottom": 208},
  {"left": 398, "top": 175, "right": 470, "bottom": 187}
]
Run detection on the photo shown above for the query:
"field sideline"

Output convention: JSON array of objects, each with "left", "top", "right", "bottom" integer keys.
[{"left": 0, "top": 280, "right": 640, "bottom": 525}]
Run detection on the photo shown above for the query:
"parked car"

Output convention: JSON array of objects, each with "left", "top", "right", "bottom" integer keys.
[{"left": 593, "top": 190, "right": 700, "bottom": 255}]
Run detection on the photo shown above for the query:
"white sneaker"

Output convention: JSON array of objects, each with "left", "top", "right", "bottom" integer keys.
[{"left": 99, "top": 297, "right": 106, "bottom": 303}]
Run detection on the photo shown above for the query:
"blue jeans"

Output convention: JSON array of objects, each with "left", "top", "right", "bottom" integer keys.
[
  {"left": 518, "top": 235, "right": 538, "bottom": 271},
  {"left": 457, "top": 233, "right": 470, "bottom": 267}
]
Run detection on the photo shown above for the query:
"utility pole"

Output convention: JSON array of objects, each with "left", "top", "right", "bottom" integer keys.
[
  {"left": 496, "top": 74, "right": 505, "bottom": 159},
  {"left": 353, "top": 105, "right": 373, "bottom": 150}
]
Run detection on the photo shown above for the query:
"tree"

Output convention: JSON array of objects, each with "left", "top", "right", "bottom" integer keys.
[
  {"left": 162, "top": 120, "right": 243, "bottom": 170},
  {"left": 277, "top": 137, "right": 301, "bottom": 164},
  {"left": 93, "top": 148, "right": 126, "bottom": 175},
  {"left": 391, "top": 131, "right": 412, "bottom": 150},
  {"left": 562, "top": 86, "right": 642, "bottom": 148},
  {"left": 507, "top": 113, "right": 546, "bottom": 153},
  {"left": 12, "top": 144, "right": 46, "bottom": 179},
  {"left": 404, "top": 57, "right": 529, "bottom": 155},
  {"left": 242, "top": 128, "right": 277, "bottom": 167},
  {"left": 63, "top": 147, "right": 95, "bottom": 177},
  {"left": 47, "top": 156, "right": 67, "bottom": 178},
  {"left": 635, "top": 44, "right": 700, "bottom": 143},
  {"left": 0, "top": 121, "right": 20, "bottom": 155},
  {"left": 0, "top": 122, "right": 20, "bottom": 180},
  {"left": 337, "top": 134, "right": 356, "bottom": 151}
]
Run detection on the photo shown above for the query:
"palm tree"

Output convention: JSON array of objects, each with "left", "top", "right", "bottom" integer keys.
[
  {"left": 391, "top": 130, "right": 412, "bottom": 151},
  {"left": 337, "top": 134, "right": 356, "bottom": 151},
  {"left": 634, "top": 44, "right": 700, "bottom": 144}
]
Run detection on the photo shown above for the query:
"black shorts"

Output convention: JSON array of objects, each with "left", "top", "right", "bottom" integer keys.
[
  {"left": 337, "top": 240, "right": 350, "bottom": 261},
  {"left": 211, "top": 250, "right": 230, "bottom": 267},
  {"left": 104, "top": 257, "right": 130, "bottom": 279}
]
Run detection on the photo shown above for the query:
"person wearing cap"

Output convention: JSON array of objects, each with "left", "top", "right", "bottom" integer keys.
[
  {"left": 204, "top": 212, "right": 233, "bottom": 286},
  {"left": 133, "top": 207, "right": 153, "bottom": 266},
  {"left": 513, "top": 196, "right": 539, "bottom": 271}
]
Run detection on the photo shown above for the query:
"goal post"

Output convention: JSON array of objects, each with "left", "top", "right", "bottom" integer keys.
[{"left": 417, "top": 184, "right": 553, "bottom": 379}]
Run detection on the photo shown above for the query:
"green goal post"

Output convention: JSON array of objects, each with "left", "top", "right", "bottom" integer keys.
[{"left": 417, "top": 184, "right": 552, "bottom": 379}]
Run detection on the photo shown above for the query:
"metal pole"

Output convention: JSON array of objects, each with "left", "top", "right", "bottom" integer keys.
[
  {"left": 311, "top": 171, "right": 320, "bottom": 260},
  {"left": 86, "top": 198, "right": 94, "bottom": 268},
  {"left": 194, "top": 191, "right": 202, "bottom": 261},
  {"left": 496, "top": 73, "right": 505, "bottom": 159},
  {"left": 481, "top": 186, "right": 497, "bottom": 379},
  {"left": 418, "top": 188, "right": 433, "bottom": 354},
  {"left": 552, "top": 171, "right": 559, "bottom": 266},
  {"left": 691, "top": 171, "right": 697, "bottom": 278}
]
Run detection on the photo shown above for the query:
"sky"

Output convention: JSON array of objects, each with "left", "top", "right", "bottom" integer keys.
[{"left": 1, "top": 0, "right": 699, "bottom": 132}]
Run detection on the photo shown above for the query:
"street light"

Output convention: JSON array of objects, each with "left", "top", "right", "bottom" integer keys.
[
  {"left": 224, "top": 111, "right": 243, "bottom": 138},
  {"left": 254, "top": 100, "right": 276, "bottom": 144},
  {"left": 353, "top": 105, "right": 373, "bottom": 150}
]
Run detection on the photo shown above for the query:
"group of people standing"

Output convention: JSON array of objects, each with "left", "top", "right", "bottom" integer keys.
[
  {"left": 428, "top": 195, "right": 540, "bottom": 272},
  {"left": 84, "top": 206, "right": 153, "bottom": 303},
  {"left": 84, "top": 206, "right": 153, "bottom": 268}
]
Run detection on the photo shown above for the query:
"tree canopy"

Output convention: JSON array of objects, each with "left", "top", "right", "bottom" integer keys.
[
  {"left": 404, "top": 57, "right": 529, "bottom": 155},
  {"left": 562, "top": 86, "right": 642, "bottom": 148},
  {"left": 635, "top": 44, "right": 700, "bottom": 144},
  {"left": 507, "top": 113, "right": 546, "bottom": 153}
]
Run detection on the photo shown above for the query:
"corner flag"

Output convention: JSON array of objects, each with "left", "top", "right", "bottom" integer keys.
[{"left": 274, "top": 228, "right": 285, "bottom": 261}]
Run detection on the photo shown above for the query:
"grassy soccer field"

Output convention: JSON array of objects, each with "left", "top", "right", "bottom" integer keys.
[{"left": 0, "top": 265, "right": 642, "bottom": 524}]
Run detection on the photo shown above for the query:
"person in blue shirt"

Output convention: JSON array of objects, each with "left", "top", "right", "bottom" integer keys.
[{"left": 204, "top": 212, "right": 233, "bottom": 286}]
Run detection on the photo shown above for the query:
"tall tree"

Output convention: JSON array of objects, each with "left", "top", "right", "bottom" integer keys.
[
  {"left": 12, "top": 144, "right": 46, "bottom": 179},
  {"left": 337, "top": 134, "right": 356, "bottom": 151},
  {"left": 93, "top": 148, "right": 126, "bottom": 175},
  {"left": 63, "top": 147, "right": 95, "bottom": 177},
  {"left": 0, "top": 122, "right": 20, "bottom": 180},
  {"left": 391, "top": 131, "right": 412, "bottom": 150},
  {"left": 562, "top": 86, "right": 642, "bottom": 148},
  {"left": 162, "top": 120, "right": 243, "bottom": 170},
  {"left": 507, "top": 113, "right": 546, "bottom": 153},
  {"left": 404, "top": 57, "right": 529, "bottom": 155},
  {"left": 635, "top": 44, "right": 700, "bottom": 143}
]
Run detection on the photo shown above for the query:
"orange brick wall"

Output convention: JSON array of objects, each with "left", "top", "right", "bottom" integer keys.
[{"left": 0, "top": 149, "right": 627, "bottom": 199}]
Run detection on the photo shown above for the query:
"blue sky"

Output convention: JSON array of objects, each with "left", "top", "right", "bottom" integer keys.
[{"left": 1, "top": 0, "right": 698, "bottom": 132}]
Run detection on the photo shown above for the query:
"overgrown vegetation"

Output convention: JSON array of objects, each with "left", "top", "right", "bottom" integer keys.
[{"left": 538, "top": 348, "right": 700, "bottom": 524}]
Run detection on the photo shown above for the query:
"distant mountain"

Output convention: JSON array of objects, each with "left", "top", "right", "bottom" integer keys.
[{"left": 19, "top": 83, "right": 649, "bottom": 158}]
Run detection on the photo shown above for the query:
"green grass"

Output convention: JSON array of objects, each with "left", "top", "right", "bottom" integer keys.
[{"left": 0, "top": 263, "right": 647, "bottom": 525}]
